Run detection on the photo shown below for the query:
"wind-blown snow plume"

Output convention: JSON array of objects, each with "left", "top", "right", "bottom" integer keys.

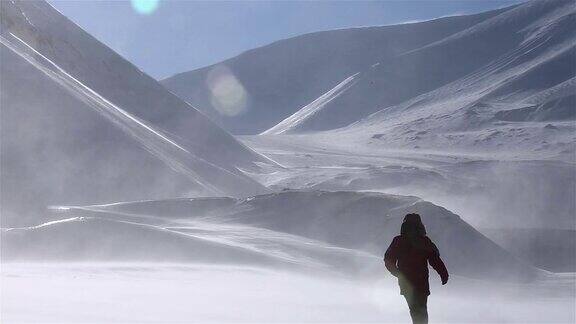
[{"left": 263, "top": 73, "right": 361, "bottom": 135}]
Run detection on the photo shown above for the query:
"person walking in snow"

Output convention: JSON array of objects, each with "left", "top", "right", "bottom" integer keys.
[{"left": 384, "top": 213, "right": 449, "bottom": 324}]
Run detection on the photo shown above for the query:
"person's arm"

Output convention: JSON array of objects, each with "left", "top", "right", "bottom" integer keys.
[
  {"left": 427, "top": 239, "right": 449, "bottom": 284},
  {"left": 384, "top": 237, "right": 401, "bottom": 277}
]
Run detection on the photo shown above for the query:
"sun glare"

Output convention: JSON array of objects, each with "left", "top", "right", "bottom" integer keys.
[
  {"left": 131, "top": 0, "right": 159, "bottom": 15},
  {"left": 206, "top": 65, "right": 249, "bottom": 117}
]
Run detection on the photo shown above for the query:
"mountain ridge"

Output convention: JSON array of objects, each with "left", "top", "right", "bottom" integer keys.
[{"left": 162, "top": 5, "right": 512, "bottom": 134}]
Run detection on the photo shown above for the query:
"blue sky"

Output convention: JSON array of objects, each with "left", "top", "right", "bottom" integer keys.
[{"left": 48, "top": 0, "right": 524, "bottom": 79}]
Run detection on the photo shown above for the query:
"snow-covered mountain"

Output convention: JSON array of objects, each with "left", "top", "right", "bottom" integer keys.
[
  {"left": 0, "top": 0, "right": 276, "bottom": 225},
  {"left": 161, "top": 6, "right": 509, "bottom": 134},
  {"left": 162, "top": 1, "right": 574, "bottom": 160},
  {"left": 274, "top": 0, "right": 575, "bottom": 161}
]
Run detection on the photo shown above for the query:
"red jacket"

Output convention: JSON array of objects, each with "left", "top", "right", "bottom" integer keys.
[{"left": 384, "top": 235, "right": 448, "bottom": 296}]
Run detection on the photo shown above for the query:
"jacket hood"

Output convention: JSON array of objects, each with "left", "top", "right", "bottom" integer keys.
[{"left": 401, "top": 213, "right": 426, "bottom": 236}]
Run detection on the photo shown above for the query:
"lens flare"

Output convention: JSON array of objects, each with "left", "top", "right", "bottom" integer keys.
[
  {"left": 206, "top": 65, "right": 248, "bottom": 117},
  {"left": 131, "top": 0, "right": 159, "bottom": 15}
]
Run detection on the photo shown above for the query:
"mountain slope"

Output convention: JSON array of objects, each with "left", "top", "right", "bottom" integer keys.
[
  {"left": 291, "top": 0, "right": 575, "bottom": 162},
  {"left": 1, "top": 45, "right": 190, "bottom": 227},
  {"left": 270, "top": 0, "right": 575, "bottom": 135},
  {"left": 0, "top": 0, "right": 273, "bottom": 225},
  {"left": 161, "top": 7, "right": 509, "bottom": 134}
]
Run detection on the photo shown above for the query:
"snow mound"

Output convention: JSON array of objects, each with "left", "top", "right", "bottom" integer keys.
[
  {"left": 1, "top": 215, "right": 378, "bottom": 274},
  {"left": 11, "top": 190, "right": 544, "bottom": 281}
]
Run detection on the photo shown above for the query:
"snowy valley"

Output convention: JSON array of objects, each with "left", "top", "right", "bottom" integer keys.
[{"left": 1, "top": 0, "right": 575, "bottom": 323}]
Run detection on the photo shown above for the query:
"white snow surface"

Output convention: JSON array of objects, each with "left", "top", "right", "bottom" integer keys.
[
  {"left": 6, "top": 189, "right": 574, "bottom": 323},
  {"left": 2, "top": 264, "right": 574, "bottom": 323}
]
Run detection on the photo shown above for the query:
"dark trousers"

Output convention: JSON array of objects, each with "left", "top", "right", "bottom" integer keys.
[{"left": 403, "top": 293, "right": 428, "bottom": 324}]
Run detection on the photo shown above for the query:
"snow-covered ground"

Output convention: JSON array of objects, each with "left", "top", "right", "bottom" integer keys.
[
  {"left": 2, "top": 264, "right": 574, "bottom": 323},
  {"left": 2, "top": 185, "right": 574, "bottom": 322}
]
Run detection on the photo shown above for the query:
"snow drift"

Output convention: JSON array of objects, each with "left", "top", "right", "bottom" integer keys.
[{"left": 2, "top": 191, "right": 542, "bottom": 281}]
